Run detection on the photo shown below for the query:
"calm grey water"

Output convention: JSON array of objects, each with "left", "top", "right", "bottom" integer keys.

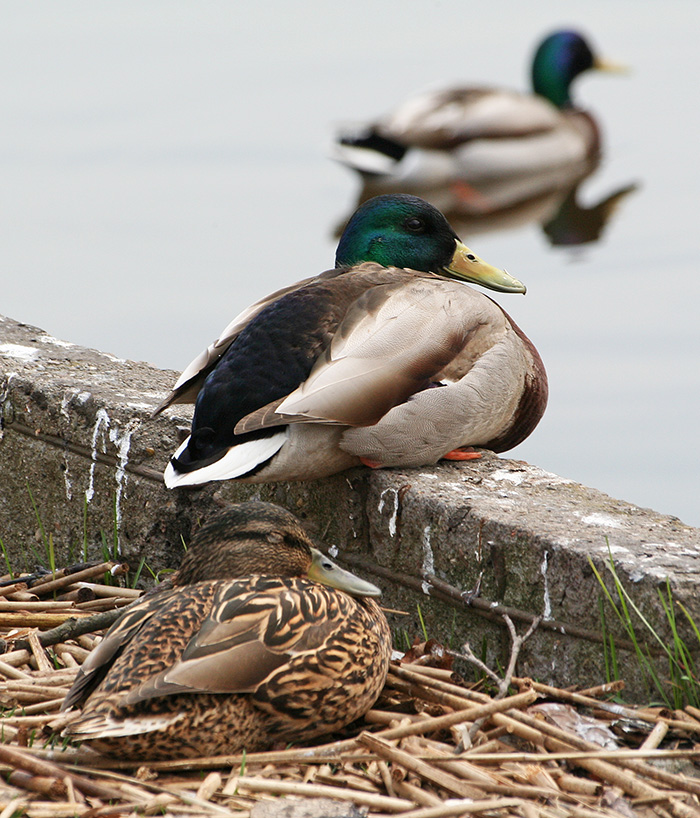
[{"left": 2, "top": 1, "right": 699, "bottom": 528}]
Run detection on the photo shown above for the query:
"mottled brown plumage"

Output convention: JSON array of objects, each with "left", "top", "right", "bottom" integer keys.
[{"left": 62, "top": 502, "right": 391, "bottom": 760}]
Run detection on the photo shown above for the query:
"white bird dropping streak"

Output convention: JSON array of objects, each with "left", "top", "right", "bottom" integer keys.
[
  {"left": 540, "top": 550, "right": 552, "bottom": 621},
  {"left": 378, "top": 488, "right": 399, "bottom": 537},
  {"left": 421, "top": 524, "right": 435, "bottom": 595},
  {"left": 109, "top": 419, "right": 140, "bottom": 555},
  {"left": 86, "top": 408, "right": 110, "bottom": 502}
]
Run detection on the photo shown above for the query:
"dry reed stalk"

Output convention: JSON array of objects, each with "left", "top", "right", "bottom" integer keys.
[
  {"left": 567, "top": 808, "right": 623, "bottom": 818},
  {"left": 16, "top": 697, "right": 65, "bottom": 715},
  {"left": 0, "top": 659, "right": 31, "bottom": 680},
  {"left": 465, "top": 738, "right": 510, "bottom": 756},
  {"left": 53, "top": 642, "right": 90, "bottom": 662},
  {"left": 1, "top": 713, "right": 71, "bottom": 727},
  {"left": 55, "top": 650, "right": 79, "bottom": 668},
  {"left": 451, "top": 749, "right": 700, "bottom": 764},
  {"left": 0, "top": 745, "right": 124, "bottom": 802},
  {"left": 27, "top": 630, "right": 53, "bottom": 674},
  {"left": 45, "top": 711, "right": 79, "bottom": 734},
  {"left": 5, "top": 591, "right": 41, "bottom": 603},
  {"left": 552, "top": 771, "right": 602, "bottom": 796},
  {"left": 30, "top": 563, "right": 125, "bottom": 596},
  {"left": 0, "top": 805, "right": 83, "bottom": 818},
  {"left": 400, "top": 665, "right": 463, "bottom": 682},
  {"left": 7, "top": 770, "right": 67, "bottom": 799},
  {"left": 26, "top": 668, "right": 78, "bottom": 685},
  {"left": 391, "top": 778, "right": 443, "bottom": 807},
  {"left": 514, "top": 678, "right": 700, "bottom": 736},
  {"left": 232, "top": 775, "right": 415, "bottom": 812},
  {"left": 364, "top": 709, "right": 427, "bottom": 725},
  {"left": 0, "top": 600, "right": 78, "bottom": 612},
  {"left": 513, "top": 719, "right": 694, "bottom": 809},
  {"left": 63, "top": 775, "right": 84, "bottom": 806},
  {"left": 387, "top": 674, "right": 542, "bottom": 750},
  {"left": 0, "top": 649, "right": 32, "bottom": 666},
  {"left": 391, "top": 664, "right": 487, "bottom": 703},
  {"left": 0, "top": 722, "right": 19, "bottom": 741},
  {"left": 77, "top": 583, "right": 142, "bottom": 600},
  {"left": 641, "top": 720, "right": 670, "bottom": 749},
  {"left": 396, "top": 797, "right": 530, "bottom": 818},
  {"left": 76, "top": 634, "right": 101, "bottom": 650},
  {"left": 28, "top": 566, "right": 80, "bottom": 587},
  {"left": 0, "top": 688, "right": 67, "bottom": 706},
  {"left": 576, "top": 680, "right": 625, "bottom": 698},
  {"left": 684, "top": 705, "right": 700, "bottom": 724},
  {"left": 79, "top": 743, "right": 375, "bottom": 772},
  {"left": 0, "top": 611, "right": 95, "bottom": 629},
  {"left": 376, "top": 688, "right": 538, "bottom": 744},
  {"left": 360, "top": 732, "right": 488, "bottom": 799},
  {"left": 1, "top": 682, "right": 71, "bottom": 699},
  {"left": 73, "top": 597, "right": 134, "bottom": 612},
  {"left": 313, "top": 766, "right": 383, "bottom": 793},
  {"left": 510, "top": 709, "right": 700, "bottom": 799},
  {"left": 486, "top": 711, "right": 547, "bottom": 748},
  {"left": 376, "top": 758, "right": 396, "bottom": 799},
  {"left": 413, "top": 738, "right": 575, "bottom": 803},
  {"left": 193, "top": 771, "right": 222, "bottom": 802},
  {"left": 0, "top": 582, "right": 29, "bottom": 598},
  {"left": 56, "top": 587, "right": 96, "bottom": 603},
  {"left": 386, "top": 674, "right": 487, "bottom": 712}
]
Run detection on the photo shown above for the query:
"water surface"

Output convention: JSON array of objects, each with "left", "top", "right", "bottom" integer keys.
[{"left": 1, "top": 1, "right": 699, "bottom": 526}]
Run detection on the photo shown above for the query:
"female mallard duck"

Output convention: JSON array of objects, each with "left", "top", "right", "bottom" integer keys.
[
  {"left": 158, "top": 193, "right": 547, "bottom": 488},
  {"left": 334, "top": 30, "right": 622, "bottom": 188},
  {"left": 62, "top": 501, "right": 391, "bottom": 760}
]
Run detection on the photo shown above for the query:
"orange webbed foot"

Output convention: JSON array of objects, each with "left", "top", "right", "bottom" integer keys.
[
  {"left": 441, "top": 447, "right": 482, "bottom": 461},
  {"left": 360, "top": 456, "right": 384, "bottom": 469}
]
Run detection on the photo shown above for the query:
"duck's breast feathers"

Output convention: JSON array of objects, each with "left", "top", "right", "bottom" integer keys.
[
  {"left": 482, "top": 306, "right": 548, "bottom": 452},
  {"left": 236, "top": 274, "right": 506, "bottom": 434},
  {"left": 117, "top": 577, "right": 374, "bottom": 708},
  {"left": 377, "top": 86, "right": 562, "bottom": 148}
]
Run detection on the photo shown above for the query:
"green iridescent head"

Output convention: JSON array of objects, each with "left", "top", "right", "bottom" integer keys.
[{"left": 335, "top": 194, "right": 525, "bottom": 294}]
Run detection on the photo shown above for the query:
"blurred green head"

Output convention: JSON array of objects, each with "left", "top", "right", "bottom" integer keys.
[{"left": 532, "top": 29, "right": 623, "bottom": 109}]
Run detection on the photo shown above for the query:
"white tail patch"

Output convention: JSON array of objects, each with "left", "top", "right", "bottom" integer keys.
[
  {"left": 331, "top": 143, "right": 398, "bottom": 175},
  {"left": 164, "top": 430, "right": 287, "bottom": 487}
]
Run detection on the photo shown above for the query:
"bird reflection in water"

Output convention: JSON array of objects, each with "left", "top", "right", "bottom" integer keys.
[{"left": 335, "top": 159, "right": 637, "bottom": 250}]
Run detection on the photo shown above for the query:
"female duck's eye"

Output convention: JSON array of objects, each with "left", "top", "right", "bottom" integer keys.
[{"left": 405, "top": 217, "right": 424, "bottom": 233}]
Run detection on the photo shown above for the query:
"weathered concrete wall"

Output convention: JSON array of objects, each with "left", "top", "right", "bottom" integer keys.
[{"left": 1, "top": 314, "right": 699, "bottom": 700}]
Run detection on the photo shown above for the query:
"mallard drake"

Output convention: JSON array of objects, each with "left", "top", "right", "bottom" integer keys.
[
  {"left": 62, "top": 501, "right": 391, "bottom": 760},
  {"left": 333, "top": 30, "right": 622, "bottom": 188},
  {"left": 158, "top": 194, "right": 547, "bottom": 487}
]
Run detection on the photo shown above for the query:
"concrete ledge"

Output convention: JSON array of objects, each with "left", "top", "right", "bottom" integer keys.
[{"left": 1, "top": 314, "right": 699, "bottom": 700}]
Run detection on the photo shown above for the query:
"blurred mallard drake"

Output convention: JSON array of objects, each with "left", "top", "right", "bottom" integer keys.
[
  {"left": 334, "top": 30, "right": 623, "bottom": 188},
  {"left": 62, "top": 501, "right": 391, "bottom": 760},
  {"left": 157, "top": 193, "right": 547, "bottom": 487}
]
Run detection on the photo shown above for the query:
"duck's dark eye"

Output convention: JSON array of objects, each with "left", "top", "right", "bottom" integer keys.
[{"left": 405, "top": 217, "right": 425, "bottom": 233}]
